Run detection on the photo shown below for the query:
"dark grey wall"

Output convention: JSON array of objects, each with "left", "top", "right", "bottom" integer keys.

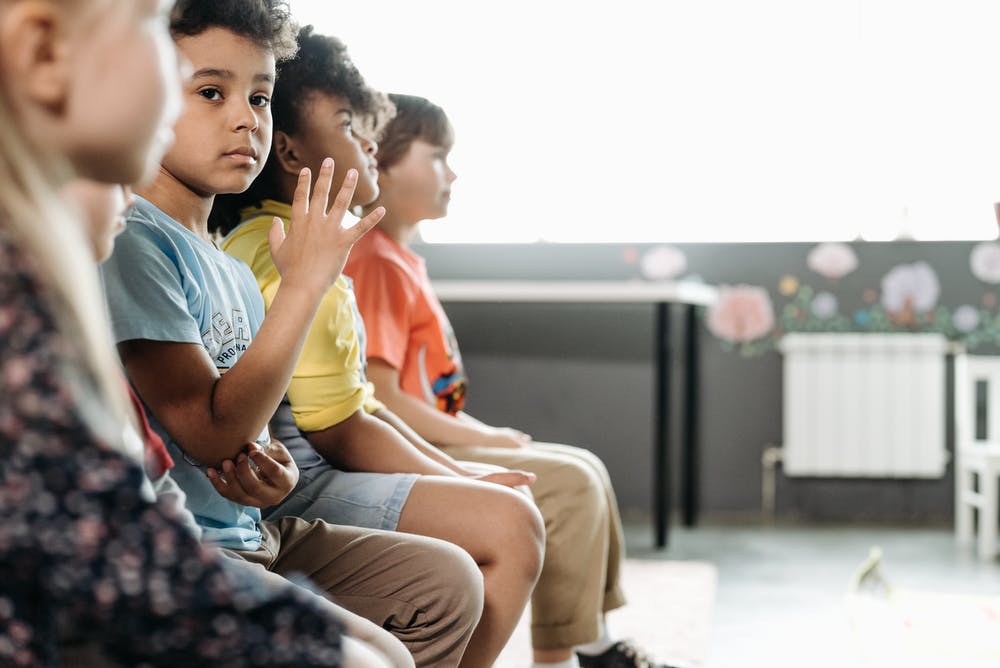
[{"left": 416, "top": 240, "right": 988, "bottom": 523}]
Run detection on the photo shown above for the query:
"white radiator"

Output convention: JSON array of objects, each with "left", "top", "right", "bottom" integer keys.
[{"left": 777, "top": 333, "right": 948, "bottom": 478}]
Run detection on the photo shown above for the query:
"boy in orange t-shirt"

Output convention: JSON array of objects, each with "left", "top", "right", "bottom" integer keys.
[{"left": 350, "top": 95, "right": 676, "bottom": 668}]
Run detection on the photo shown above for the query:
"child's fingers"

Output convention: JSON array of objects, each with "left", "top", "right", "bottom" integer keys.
[
  {"left": 248, "top": 448, "right": 286, "bottom": 482},
  {"left": 291, "top": 167, "right": 312, "bottom": 220},
  {"left": 329, "top": 168, "right": 358, "bottom": 217},
  {"left": 206, "top": 467, "right": 254, "bottom": 505},
  {"left": 311, "top": 157, "right": 335, "bottom": 217},
  {"left": 267, "top": 216, "right": 286, "bottom": 253},
  {"left": 348, "top": 206, "right": 385, "bottom": 243},
  {"left": 478, "top": 470, "right": 537, "bottom": 488},
  {"left": 231, "top": 453, "right": 268, "bottom": 497}
]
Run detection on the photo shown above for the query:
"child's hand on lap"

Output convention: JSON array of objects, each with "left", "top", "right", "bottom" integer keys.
[
  {"left": 466, "top": 468, "right": 536, "bottom": 489},
  {"left": 206, "top": 439, "right": 299, "bottom": 508},
  {"left": 483, "top": 427, "right": 532, "bottom": 449},
  {"left": 268, "top": 158, "right": 385, "bottom": 295}
]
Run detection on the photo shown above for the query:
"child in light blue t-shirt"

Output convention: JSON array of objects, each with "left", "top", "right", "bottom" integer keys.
[
  {"left": 97, "top": 3, "right": 483, "bottom": 665},
  {"left": 102, "top": 195, "right": 268, "bottom": 550}
]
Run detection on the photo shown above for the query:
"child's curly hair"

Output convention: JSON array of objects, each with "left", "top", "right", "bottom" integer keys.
[
  {"left": 376, "top": 94, "right": 454, "bottom": 171},
  {"left": 272, "top": 26, "right": 395, "bottom": 142},
  {"left": 211, "top": 26, "right": 395, "bottom": 235},
  {"left": 170, "top": 0, "right": 299, "bottom": 62}
]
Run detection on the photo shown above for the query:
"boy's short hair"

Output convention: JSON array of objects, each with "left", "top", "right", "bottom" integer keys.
[
  {"left": 170, "top": 0, "right": 298, "bottom": 61},
  {"left": 211, "top": 26, "right": 393, "bottom": 235},
  {"left": 376, "top": 94, "right": 454, "bottom": 171}
]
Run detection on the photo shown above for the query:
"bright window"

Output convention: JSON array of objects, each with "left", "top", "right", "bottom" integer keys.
[{"left": 291, "top": 0, "right": 1000, "bottom": 243}]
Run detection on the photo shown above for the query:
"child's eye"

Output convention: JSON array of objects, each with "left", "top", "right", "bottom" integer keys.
[
  {"left": 250, "top": 94, "right": 270, "bottom": 108},
  {"left": 198, "top": 87, "right": 222, "bottom": 101}
]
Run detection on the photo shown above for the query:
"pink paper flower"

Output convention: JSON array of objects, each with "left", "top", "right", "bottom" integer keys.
[
  {"left": 640, "top": 245, "right": 687, "bottom": 281},
  {"left": 807, "top": 242, "right": 858, "bottom": 280},
  {"left": 970, "top": 241, "right": 1000, "bottom": 284},
  {"left": 707, "top": 285, "right": 775, "bottom": 343}
]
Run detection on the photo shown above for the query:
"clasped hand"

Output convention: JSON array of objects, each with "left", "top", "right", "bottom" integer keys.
[{"left": 206, "top": 438, "right": 299, "bottom": 508}]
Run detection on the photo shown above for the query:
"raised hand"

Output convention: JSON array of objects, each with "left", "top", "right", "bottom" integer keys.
[
  {"left": 268, "top": 157, "right": 385, "bottom": 294},
  {"left": 206, "top": 439, "right": 299, "bottom": 508}
]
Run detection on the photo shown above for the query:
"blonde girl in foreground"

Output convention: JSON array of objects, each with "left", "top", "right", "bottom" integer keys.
[{"left": 0, "top": 1, "right": 387, "bottom": 664}]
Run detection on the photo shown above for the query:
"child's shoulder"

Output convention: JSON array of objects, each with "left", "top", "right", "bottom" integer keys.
[
  {"left": 122, "top": 197, "right": 188, "bottom": 248},
  {"left": 352, "top": 228, "right": 420, "bottom": 270}
]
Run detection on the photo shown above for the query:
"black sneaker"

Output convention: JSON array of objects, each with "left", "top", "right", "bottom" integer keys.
[{"left": 576, "top": 640, "right": 680, "bottom": 668}]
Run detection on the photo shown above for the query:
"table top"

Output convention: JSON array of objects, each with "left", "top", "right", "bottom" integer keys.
[{"left": 431, "top": 279, "right": 719, "bottom": 305}]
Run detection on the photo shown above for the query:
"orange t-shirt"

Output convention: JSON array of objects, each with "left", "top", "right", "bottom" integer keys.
[{"left": 345, "top": 229, "right": 467, "bottom": 415}]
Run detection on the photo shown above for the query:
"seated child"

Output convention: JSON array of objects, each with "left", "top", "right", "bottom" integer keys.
[
  {"left": 213, "top": 27, "right": 544, "bottom": 668},
  {"left": 349, "top": 94, "right": 677, "bottom": 668},
  {"left": 0, "top": 0, "right": 385, "bottom": 664},
  {"left": 64, "top": 178, "right": 423, "bottom": 666},
  {"left": 97, "top": 4, "right": 483, "bottom": 666}
]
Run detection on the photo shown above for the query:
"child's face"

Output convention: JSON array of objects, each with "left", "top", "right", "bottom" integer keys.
[
  {"left": 63, "top": 0, "right": 182, "bottom": 186},
  {"left": 282, "top": 92, "right": 380, "bottom": 207},
  {"left": 61, "top": 180, "right": 131, "bottom": 263},
  {"left": 378, "top": 139, "right": 457, "bottom": 223},
  {"left": 160, "top": 27, "right": 275, "bottom": 197}
]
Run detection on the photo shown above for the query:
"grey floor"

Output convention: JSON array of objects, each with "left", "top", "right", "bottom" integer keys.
[{"left": 623, "top": 520, "right": 1000, "bottom": 668}]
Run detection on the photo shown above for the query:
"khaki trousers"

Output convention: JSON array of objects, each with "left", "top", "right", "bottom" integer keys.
[
  {"left": 442, "top": 442, "right": 627, "bottom": 650},
  {"left": 224, "top": 517, "right": 483, "bottom": 667}
]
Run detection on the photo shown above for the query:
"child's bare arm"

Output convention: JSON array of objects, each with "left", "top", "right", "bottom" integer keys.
[
  {"left": 372, "top": 407, "right": 536, "bottom": 489},
  {"left": 305, "top": 409, "right": 535, "bottom": 489},
  {"left": 120, "top": 161, "right": 384, "bottom": 466},
  {"left": 366, "top": 359, "right": 530, "bottom": 449}
]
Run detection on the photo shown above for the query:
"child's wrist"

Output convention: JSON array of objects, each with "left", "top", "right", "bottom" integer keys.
[{"left": 276, "top": 272, "right": 330, "bottom": 303}]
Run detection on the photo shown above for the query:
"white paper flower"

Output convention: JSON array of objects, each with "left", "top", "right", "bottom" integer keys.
[
  {"left": 953, "top": 304, "right": 980, "bottom": 333},
  {"left": 970, "top": 241, "right": 1000, "bottom": 284},
  {"left": 807, "top": 242, "right": 858, "bottom": 280},
  {"left": 880, "top": 261, "right": 940, "bottom": 314},
  {"left": 640, "top": 245, "right": 687, "bottom": 281},
  {"left": 811, "top": 291, "right": 838, "bottom": 319}
]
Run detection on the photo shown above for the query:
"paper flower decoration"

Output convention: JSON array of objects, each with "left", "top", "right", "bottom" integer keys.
[
  {"left": 880, "top": 261, "right": 940, "bottom": 323},
  {"left": 807, "top": 242, "right": 858, "bottom": 280},
  {"left": 811, "top": 291, "right": 838, "bottom": 319},
  {"left": 970, "top": 241, "right": 1000, "bottom": 284},
  {"left": 706, "top": 285, "right": 775, "bottom": 343},
  {"left": 953, "top": 305, "right": 980, "bottom": 333},
  {"left": 640, "top": 245, "right": 687, "bottom": 281}
]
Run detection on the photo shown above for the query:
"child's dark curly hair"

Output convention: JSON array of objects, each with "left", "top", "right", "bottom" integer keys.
[
  {"left": 170, "top": 0, "right": 299, "bottom": 62},
  {"left": 210, "top": 26, "right": 395, "bottom": 235},
  {"left": 375, "top": 94, "right": 453, "bottom": 171},
  {"left": 272, "top": 26, "right": 395, "bottom": 143}
]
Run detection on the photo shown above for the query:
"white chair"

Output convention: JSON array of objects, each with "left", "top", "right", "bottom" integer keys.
[{"left": 953, "top": 352, "right": 1000, "bottom": 559}]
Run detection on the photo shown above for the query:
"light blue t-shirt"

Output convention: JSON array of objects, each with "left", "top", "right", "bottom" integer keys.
[{"left": 101, "top": 196, "right": 266, "bottom": 551}]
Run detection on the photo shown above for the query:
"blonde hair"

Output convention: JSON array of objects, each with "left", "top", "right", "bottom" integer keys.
[{"left": 0, "top": 29, "right": 134, "bottom": 451}]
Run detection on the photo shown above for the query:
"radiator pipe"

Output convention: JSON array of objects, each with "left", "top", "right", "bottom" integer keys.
[{"left": 762, "top": 445, "right": 784, "bottom": 522}]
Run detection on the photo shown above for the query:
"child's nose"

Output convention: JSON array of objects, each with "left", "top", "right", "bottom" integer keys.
[{"left": 232, "top": 100, "right": 258, "bottom": 133}]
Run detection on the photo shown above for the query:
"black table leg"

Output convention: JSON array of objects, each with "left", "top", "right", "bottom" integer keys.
[
  {"left": 682, "top": 304, "right": 700, "bottom": 527},
  {"left": 654, "top": 302, "right": 672, "bottom": 549}
]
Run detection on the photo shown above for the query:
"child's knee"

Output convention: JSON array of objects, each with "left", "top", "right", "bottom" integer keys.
[
  {"left": 495, "top": 489, "right": 546, "bottom": 579},
  {"left": 436, "top": 540, "right": 485, "bottom": 625}
]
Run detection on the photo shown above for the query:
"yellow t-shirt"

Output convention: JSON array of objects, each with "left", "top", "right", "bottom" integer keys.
[{"left": 221, "top": 199, "right": 383, "bottom": 432}]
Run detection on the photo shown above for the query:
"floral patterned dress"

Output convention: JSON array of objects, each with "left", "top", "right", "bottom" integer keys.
[{"left": 0, "top": 229, "right": 344, "bottom": 666}]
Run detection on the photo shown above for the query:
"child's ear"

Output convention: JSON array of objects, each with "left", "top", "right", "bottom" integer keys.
[
  {"left": 273, "top": 130, "right": 304, "bottom": 176},
  {"left": 0, "top": 2, "right": 71, "bottom": 111}
]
